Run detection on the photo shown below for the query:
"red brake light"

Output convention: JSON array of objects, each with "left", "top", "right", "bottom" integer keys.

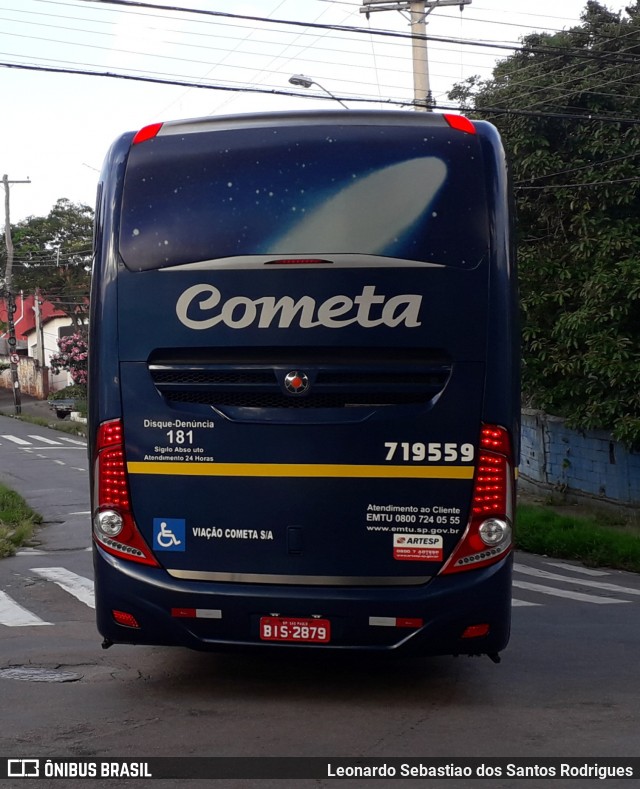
[
  {"left": 265, "top": 258, "right": 331, "bottom": 266},
  {"left": 97, "top": 422, "right": 129, "bottom": 510},
  {"left": 443, "top": 113, "right": 476, "bottom": 135},
  {"left": 94, "top": 419, "right": 158, "bottom": 566},
  {"left": 132, "top": 122, "right": 163, "bottom": 145},
  {"left": 440, "top": 424, "right": 513, "bottom": 575},
  {"left": 480, "top": 425, "right": 511, "bottom": 454}
]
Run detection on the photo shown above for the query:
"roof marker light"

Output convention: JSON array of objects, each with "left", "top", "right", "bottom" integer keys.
[
  {"left": 132, "top": 122, "right": 163, "bottom": 145},
  {"left": 443, "top": 114, "right": 476, "bottom": 135}
]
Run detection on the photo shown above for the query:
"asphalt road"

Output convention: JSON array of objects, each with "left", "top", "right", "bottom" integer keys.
[{"left": 0, "top": 413, "right": 639, "bottom": 788}]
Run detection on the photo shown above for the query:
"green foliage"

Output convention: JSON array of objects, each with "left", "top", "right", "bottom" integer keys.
[
  {"left": 48, "top": 383, "right": 87, "bottom": 401},
  {"left": 450, "top": 2, "right": 640, "bottom": 446},
  {"left": 0, "top": 198, "right": 93, "bottom": 327},
  {"left": 516, "top": 504, "right": 640, "bottom": 572},
  {"left": 0, "top": 483, "right": 42, "bottom": 558}
]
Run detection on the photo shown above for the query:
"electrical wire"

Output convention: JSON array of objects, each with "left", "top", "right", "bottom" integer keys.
[{"left": 4, "top": 0, "right": 639, "bottom": 111}]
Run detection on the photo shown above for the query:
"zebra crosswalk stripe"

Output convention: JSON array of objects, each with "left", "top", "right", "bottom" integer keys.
[
  {"left": 31, "top": 568, "right": 95, "bottom": 609},
  {"left": 513, "top": 579, "right": 631, "bottom": 604},
  {"left": 27, "top": 435, "right": 63, "bottom": 445},
  {"left": 0, "top": 434, "right": 86, "bottom": 448},
  {"left": 515, "top": 564, "right": 640, "bottom": 597},
  {"left": 1, "top": 435, "right": 31, "bottom": 446},
  {"left": 0, "top": 590, "right": 52, "bottom": 627},
  {"left": 545, "top": 561, "right": 609, "bottom": 577}
]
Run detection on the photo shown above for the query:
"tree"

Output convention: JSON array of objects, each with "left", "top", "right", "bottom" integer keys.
[
  {"left": 450, "top": 1, "right": 640, "bottom": 446},
  {"left": 1, "top": 198, "right": 93, "bottom": 329}
]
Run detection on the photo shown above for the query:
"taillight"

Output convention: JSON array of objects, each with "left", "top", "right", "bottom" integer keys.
[
  {"left": 440, "top": 424, "right": 514, "bottom": 574},
  {"left": 93, "top": 419, "right": 159, "bottom": 566}
]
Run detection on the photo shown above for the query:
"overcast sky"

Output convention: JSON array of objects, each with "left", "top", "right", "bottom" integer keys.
[{"left": 0, "top": 0, "right": 631, "bottom": 223}]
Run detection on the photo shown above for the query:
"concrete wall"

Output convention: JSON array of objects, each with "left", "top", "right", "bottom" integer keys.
[
  {"left": 521, "top": 408, "right": 640, "bottom": 506},
  {"left": 0, "top": 357, "right": 49, "bottom": 399}
]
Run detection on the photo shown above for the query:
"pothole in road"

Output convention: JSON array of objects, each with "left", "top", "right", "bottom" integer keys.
[{"left": 0, "top": 666, "right": 83, "bottom": 683}]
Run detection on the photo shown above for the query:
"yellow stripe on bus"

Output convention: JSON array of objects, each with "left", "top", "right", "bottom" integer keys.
[{"left": 126, "top": 462, "right": 475, "bottom": 480}]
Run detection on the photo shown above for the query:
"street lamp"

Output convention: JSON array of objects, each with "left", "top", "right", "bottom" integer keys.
[{"left": 288, "top": 74, "right": 349, "bottom": 109}]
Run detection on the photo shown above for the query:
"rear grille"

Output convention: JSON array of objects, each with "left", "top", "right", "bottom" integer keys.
[
  {"left": 160, "top": 390, "right": 434, "bottom": 408},
  {"left": 151, "top": 370, "right": 274, "bottom": 385},
  {"left": 148, "top": 349, "right": 451, "bottom": 410}
]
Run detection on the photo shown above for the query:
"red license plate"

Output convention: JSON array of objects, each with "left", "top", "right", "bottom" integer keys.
[{"left": 259, "top": 616, "right": 331, "bottom": 643}]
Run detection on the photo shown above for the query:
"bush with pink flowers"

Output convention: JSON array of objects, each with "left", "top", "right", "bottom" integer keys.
[{"left": 49, "top": 333, "right": 88, "bottom": 387}]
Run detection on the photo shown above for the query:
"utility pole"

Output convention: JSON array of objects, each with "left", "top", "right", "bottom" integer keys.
[
  {"left": 34, "top": 287, "right": 46, "bottom": 367},
  {"left": 360, "top": 0, "right": 471, "bottom": 111},
  {"left": 2, "top": 173, "right": 31, "bottom": 414}
]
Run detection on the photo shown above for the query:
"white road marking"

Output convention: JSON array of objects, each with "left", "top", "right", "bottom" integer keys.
[
  {"left": 16, "top": 547, "right": 92, "bottom": 556},
  {"left": 512, "top": 598, "right": 541, "bottom": 607},
  {"left": 513, "top": 579, "right": 630, "bottom": 604},
  {"left": 544, "top": 561, "right": 610, "bottom": 577},
  {"left": 60, "top": 437, "right": 87, "bottom": 446},
  {"left": 27, "top": 435, "right": 62, "bottom": 445},
  {"left": 31, "top": 567, "right": 95, "bottom": 609},
  {"left": 1, "top": 435, "right": 31, "bottom": 445},
  {"left": 515, "top": 565, "right": 640, "bottom": 596},
  {"left": 0, "top": 590, "right": 52, "bottom": 626},
  {"left": 0, "top": 434, "right": 86, "bottom": 449}
]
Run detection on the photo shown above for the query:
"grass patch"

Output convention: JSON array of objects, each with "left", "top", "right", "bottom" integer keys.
[
  {"left": 516, "top": 504, "right": 640, "bottom": 573},
  {"left": 0, "top": 483, "right": 43, "bottom": 558},
  {"left": 0, "top": 410, "right": 86, "bottom": 437}
]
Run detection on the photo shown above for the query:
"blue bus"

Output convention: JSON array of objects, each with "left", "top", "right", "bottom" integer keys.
[{"left": 89, "top": 110, "right": 518, "bottom": 661}]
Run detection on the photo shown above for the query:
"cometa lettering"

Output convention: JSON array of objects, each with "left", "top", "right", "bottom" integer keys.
[{"left": 176, "top": 284, "right": 422, "bottom": 330}]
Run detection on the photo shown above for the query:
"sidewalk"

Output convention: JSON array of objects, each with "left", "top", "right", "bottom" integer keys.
[{"left": 0, "top": 386, "right": 57, "bottom": 420}]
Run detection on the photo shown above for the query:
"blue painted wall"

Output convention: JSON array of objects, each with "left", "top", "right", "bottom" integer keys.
[{"left": 520, "top": 409, "right": 640, "bottom": 506}]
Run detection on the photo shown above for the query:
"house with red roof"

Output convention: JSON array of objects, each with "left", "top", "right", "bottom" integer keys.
[{"left": 0, "top": 293, "right": 76, "bottom": 393}]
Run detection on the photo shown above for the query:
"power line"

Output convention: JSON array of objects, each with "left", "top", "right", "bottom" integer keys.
[
  {"left": 513, "top": 150, "right": 640, "bottom": 185},
  {"left": 3, "top": 58, "right": 640, "bottom": 126},
  {"left": 515, "top": 176, "right": 640, "bottom": 191},
  {"left": 5, "top": 0, "right": 640, "bottom": 110},
  {"left": 77, "top": 0, "right": 640, "bottom": 65},
  {"left": 0, "top": 59, "right": 407, "bottom": 106}
]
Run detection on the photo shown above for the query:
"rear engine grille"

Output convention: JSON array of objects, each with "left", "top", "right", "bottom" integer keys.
[
  {"left": 148, "top": 350, "right": 451, "bottom": 410},
  {"left": 161, "top": 390, "right": 433, "bottom": 408}
]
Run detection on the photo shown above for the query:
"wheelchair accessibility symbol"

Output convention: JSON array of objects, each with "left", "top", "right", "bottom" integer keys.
[{"left": 153, "top": 518, "right": 186, "bottom": 551}]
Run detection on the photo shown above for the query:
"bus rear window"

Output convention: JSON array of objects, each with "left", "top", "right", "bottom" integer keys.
[{"left": 119, "top": 123, "right": 489, "bottom": 271}]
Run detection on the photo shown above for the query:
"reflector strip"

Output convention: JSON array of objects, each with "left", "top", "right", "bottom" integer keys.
[
  {"left": 369, "top": 616, "right": 424, "bottom": 628},
  {"left": 127, "top": 462, "right": 474, "bottom": 480},
  {"left": 112, "top": 610, "right": 140, "bottom": 628},
  {"left": 171, "top": 608, "right": 222, "bottom": 619},
  {"left": 462, "top": 623, "right": 490, "bottom": 639}
]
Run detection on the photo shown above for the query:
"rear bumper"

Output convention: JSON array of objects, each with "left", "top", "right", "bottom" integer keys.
[{"left": 94, "top": 546, "right": 512, "bottom": 657}]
